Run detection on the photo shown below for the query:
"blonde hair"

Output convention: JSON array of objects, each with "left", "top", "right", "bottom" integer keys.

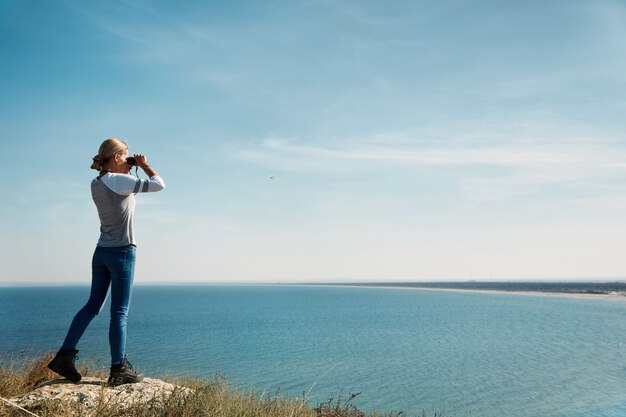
[{"left": 91, "top": 138, "right": 128, "bottom": 171}]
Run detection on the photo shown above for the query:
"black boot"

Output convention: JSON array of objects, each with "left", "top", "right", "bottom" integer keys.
[
  {"left": 107, "top": 357, "right": 143, "bottom": 386},
  {"left": 47, "top": 349, "right": 81, "bottom": 382}
]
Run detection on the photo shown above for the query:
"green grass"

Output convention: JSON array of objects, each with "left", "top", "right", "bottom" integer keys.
[{"left": 0, "top": 352, "right": 435, "bottom": 417}]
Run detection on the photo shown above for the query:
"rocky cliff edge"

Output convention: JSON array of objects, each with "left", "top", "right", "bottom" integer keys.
[{"left": 3, "top": 377, "right": 191, "bottom": 417}]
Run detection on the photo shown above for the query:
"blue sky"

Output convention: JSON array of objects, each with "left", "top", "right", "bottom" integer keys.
[{"left": 2, "top": 0, "right": 626, "bottom": 284}]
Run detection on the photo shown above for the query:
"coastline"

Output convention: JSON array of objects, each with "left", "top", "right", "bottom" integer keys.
[{"left": 293, "top": 283, "right": 626, "bottom": 301}]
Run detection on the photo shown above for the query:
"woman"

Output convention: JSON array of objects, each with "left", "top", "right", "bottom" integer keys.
[{"left": 47, "top": 138, "right": 165, "bottom": 386}]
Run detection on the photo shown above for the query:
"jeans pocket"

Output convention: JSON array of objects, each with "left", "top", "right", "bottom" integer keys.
[
  {"left": 109, "top": 246, "right": 134, "bottom": 272},
  {"left": 122, "top": 245, "right": 136, "bottom": 272}
]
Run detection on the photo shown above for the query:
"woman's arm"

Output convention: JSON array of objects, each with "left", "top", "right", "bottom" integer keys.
[
  {"left": 100, "top": 154, "right": 165, "bottom": 195},
  {"left": 134, "top": 154, "right": 160, "bottom": 178},
  {"left": 133, "top": 154, "right": 165, "bottom": 192},
  {"left": 102, "top": 173, "right": 165, "bottom": 195}
]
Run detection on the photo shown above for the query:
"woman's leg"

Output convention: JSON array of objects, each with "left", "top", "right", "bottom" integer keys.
[
  {"left": 107, "top": 245, "right": 136, "bottom": 365},
  {"left": 61, "top": 246, "right": 111, "bottom": 350}
]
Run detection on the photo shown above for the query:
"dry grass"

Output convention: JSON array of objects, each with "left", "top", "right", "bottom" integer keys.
[{"left": 0, "top": 352, "right": 435, "bottom": 417}]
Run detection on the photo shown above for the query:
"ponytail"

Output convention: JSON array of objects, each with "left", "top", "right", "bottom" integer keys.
[{"left": 90, "top": 154, "right": 105, "bottom": 171}]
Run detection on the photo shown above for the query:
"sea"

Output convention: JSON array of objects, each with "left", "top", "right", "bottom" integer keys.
[{"left": 1, "top": 284, "right": 626, "bottom": 417}]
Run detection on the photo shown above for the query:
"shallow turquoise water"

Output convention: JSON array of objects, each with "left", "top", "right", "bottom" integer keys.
[{"left": 1, "top": 285, "right": 626, "bottom": 416}]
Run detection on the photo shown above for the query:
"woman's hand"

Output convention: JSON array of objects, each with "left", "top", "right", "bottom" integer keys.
[
  {"left": 133, "top": 154, "right": 149, "bottom": 168},
  {"left": 133, "top": 154, "right": 159, "bottom": 178}
]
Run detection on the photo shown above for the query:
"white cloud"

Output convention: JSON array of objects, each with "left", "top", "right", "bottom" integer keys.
[
  {"left": 574, "top": 194, "right": 626, "bottom": 209},
  {"left": 238, "top": 133, "right": 624, "bottom": 170},
  {"left": 235, "top": 131, "right": 626, "bottom": 202}
]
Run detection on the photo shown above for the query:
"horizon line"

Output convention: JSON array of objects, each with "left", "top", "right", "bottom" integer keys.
[{"left": 2, "top": 278, "right": 626, "bottom": 287}]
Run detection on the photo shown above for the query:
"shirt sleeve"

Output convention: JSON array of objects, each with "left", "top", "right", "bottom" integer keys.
[{"left": 101, "top": 173, "right": 166, "bottom": 196}]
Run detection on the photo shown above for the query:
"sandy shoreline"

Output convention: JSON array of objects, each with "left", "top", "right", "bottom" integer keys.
[{"left": 295, "top": 284, "right": 626, "bottom": 301}]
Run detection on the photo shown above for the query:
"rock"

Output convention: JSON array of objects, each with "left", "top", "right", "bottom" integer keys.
[{"left": 7, "top": 377, "right": 191, "bottom": 416}]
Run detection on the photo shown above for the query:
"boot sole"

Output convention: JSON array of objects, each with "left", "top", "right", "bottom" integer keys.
[
  {"left": 107, "top": 375, "right": 144, "bottom": 387},
  {"left": 47, "top": 361, "right": 82, "bottom": 383}
]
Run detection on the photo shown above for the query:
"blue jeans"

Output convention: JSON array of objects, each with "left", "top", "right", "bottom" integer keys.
[{"left": 62, "top": 245, "right": 136, "bottom": 365}]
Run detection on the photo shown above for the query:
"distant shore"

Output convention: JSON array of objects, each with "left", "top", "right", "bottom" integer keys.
[{"left": 291, "top": 283, "right": 626, "bottom": 301}]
